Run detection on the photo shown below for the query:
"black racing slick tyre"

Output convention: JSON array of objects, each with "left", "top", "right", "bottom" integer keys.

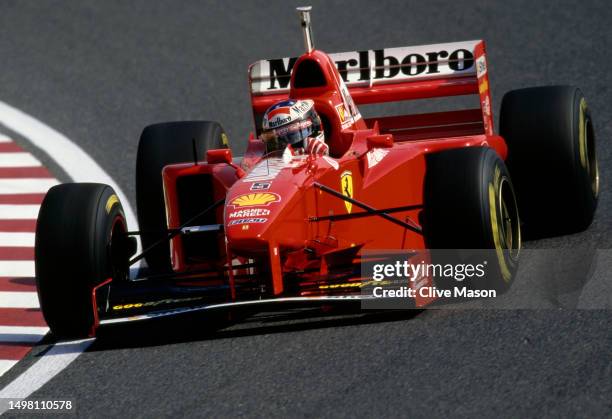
[
  {"left": 424, "top": 147, "right": 521, "bottom": 292},
  {"left": 35, "top": 183, "right": 131, "bottom": 339},
  {"left": 500, "top": 86, "right": 599, "bottom": 238},
  {"left": 136, "top": 121, "right": 229, "bottom": 271}
]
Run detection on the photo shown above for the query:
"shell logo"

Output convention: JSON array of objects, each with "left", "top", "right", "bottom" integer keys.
[{"left": 230, "top": 193, "right": 280, "bottom": 207}]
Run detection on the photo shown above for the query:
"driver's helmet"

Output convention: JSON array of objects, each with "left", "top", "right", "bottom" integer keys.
[{"left": 262, "top": 99, "right": 323, "bottom": 152}]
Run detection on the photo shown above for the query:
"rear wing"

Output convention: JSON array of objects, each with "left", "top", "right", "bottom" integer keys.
[{"left": 249, "top": 40, "right": 493, "bottom": 135}]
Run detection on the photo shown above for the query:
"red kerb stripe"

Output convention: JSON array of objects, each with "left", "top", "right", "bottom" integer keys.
[
  {"left": 0, "top": 167, "right": 51, "bottom": 178},
  {"left": 0, "top": 220, "right": 37, "bottom": 232},
  {"left": 0, "top": 143, "right": 23, "bottom": 153},
  {"left": 0, "top": 277, "right": 36, "bottom": 292},
  {"left": 0, "top": 308, "right": 45, "bottom": 327},
  {"left": 0, "top": 247, "right": 34, "bottom": 260},
  {"left": 0, "top": 343, "right": 36, "bottom": 360},
  {"left": 0, "top": 194, "right": 45, "bottom": 204}
]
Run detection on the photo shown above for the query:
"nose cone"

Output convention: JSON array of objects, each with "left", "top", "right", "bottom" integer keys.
[
  {"left": 224, "top": 182, "right": 300, "bottom": 253},
  {"left": 225, "top": 155, "right": 312, "bottom": 254},
  {"left": 226, "top": 191, "right": 281, "bottom": 236}
]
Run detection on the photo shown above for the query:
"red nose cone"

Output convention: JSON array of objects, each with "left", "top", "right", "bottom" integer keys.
[
  {"left": 225, "top": 191, "right": 281, "bottom": 249},
  {"left": 224, "top": 155, "right": 312, "bottom": 255}
]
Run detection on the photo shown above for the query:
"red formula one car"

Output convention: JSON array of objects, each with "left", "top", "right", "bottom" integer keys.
[{"left": 35, "top": 7, "right": 598, "bottom": 338}]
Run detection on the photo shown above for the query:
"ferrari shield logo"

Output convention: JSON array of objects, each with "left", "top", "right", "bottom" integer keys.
[{"left": 340, "top": 170, "right": 353, "bottom": 213}]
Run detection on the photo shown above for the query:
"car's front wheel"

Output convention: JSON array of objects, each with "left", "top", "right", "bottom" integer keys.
[
  {"left": 136, "top": 121, "right": 229, "bottom": 271},
  {"left": 35, "top": 183, "right": 132, "bottom": 339}
]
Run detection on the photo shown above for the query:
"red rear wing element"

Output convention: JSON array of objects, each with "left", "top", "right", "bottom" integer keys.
[{"left": 249, "top": 40, "right": 493, "bottom": 136}]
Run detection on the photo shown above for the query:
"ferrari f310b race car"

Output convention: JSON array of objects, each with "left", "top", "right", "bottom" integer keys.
[{"left": 35, "top": 7, "right": 599, "bottom": 339}]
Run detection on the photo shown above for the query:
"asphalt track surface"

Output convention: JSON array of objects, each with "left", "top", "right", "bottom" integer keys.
[{"left": 0, "top": 0, "right": 611, "bottom": 417}]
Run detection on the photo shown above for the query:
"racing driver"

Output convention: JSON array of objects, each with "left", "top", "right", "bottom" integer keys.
[{"left": 261, "top": 99, "right": 329, "bottom": 156}]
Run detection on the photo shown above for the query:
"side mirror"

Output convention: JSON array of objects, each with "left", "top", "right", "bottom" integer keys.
[
  {"left": 206, "top": 148, "right": 246, "bottom": 178},
  {"left": 366, "top": 134, "right": 393, "bottom": 150},
  {"left": 206, "top": 149, "right": 233, "bottom": 165}
]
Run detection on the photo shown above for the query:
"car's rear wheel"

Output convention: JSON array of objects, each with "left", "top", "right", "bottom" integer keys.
[
  {"left": 136, "top": 121, "right": 229, "bottom": 271},
  {"left": 500, "top": 85, "right": 598, "bottom": 238},
  {"left": 35, "top": 183, "right": 133, "bottom": 339},
  {"left": 424, "top": 147, "right": 521, "bottom": 292}
]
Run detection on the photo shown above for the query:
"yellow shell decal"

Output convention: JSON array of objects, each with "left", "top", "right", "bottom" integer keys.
[
  {"left": 221, "top": 132, "right": 229, "bottom": 146},
  {"left": 230, "top": 193, "right": 280, "bottom": 207},
  {"left": 340, "top": 170, "right": 353, "bottom": 213},
  {"left": 105, "top": 194, "right": 119, "bottom": 214}
]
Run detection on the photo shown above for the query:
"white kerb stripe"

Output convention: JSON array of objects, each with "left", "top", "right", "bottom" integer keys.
[
  {"left": 0, "top": 338, "right": 94, "bottom": 407},
  {"left": 0, "top": 179, "right": 58, "bottom": 194},
  {"left": 0, "top": 205, "right": 40, "bottom": 220},
  {"left": 0, "top": 233, "right": 35, "bottom": 247},
  {"left": 0, "top": 134, "right": 10, "bottom": 143},
  {"left": 0, "top": 326, "right": 48, "bottom": 343},
  {"left": 0, "top": 291, "right": 39, "bottom": 308},
  {"left": 0, "top": 360, "right": 18, "bottom": 377},
  {"left": 0, "top": 261, "right": 35, "bottom": 278},
  {"left": 0, "top": 153, "right": 41, "bottom": 168}
]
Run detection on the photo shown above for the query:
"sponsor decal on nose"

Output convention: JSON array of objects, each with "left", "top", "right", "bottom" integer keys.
[
  {"left": 229, "top": 192, "right": 280, "bottom": 207},
  {"left": 250, "top": 182, "right": 271, "bottom": 191},
  {"left": 228, "top": 208, "right": 271, "bottom": 218},
  {"left": 228, "top": 218, "right": 268, "bottom": 226}
]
